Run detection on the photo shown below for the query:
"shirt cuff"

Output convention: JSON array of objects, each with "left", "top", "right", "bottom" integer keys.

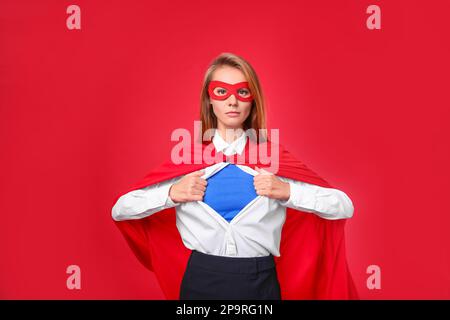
[
  {"left": 278, "top": 180, "right": 318, "bottom": 212},
  {"left": 157, "top": 181, "right": 180, "bottom": 209}
]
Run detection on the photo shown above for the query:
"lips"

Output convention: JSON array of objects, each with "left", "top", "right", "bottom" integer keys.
[{"left": 226, "top": 112, "right": 240, "bottom": 118}]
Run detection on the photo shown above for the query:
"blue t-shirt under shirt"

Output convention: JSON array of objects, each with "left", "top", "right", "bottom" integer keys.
[{"left": 203, "top": 164, "right": 258, "bottom": 223}]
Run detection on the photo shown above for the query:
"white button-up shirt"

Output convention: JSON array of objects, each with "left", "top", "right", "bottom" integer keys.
[{"left": 112, "top": 132, "right": 354, "bottom": 257}]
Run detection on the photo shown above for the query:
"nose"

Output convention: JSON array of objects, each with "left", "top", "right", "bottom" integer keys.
[{"left": 227, "top": 94, "right": 238, "bottom": 106}]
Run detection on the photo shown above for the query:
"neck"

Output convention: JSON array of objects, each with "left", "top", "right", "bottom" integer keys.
[{"left": 217, "top": 126, "right": 244, "bottom": 144}]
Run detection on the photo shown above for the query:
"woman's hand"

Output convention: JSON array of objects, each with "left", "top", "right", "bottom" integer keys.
[
  {"left": 169, "top": 170, "right": 207, "bottom": 203},
  {"left": 253, "top": 167, "right": 290, "bottom": 201}
]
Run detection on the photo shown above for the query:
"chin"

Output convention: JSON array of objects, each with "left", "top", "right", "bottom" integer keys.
[{"left": 223, "top": 119, "right": 245, "bottom": 129}]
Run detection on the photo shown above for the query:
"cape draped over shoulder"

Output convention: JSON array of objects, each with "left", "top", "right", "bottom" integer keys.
[{"left": 112, "top": 138, "right": 358, "bottom": 299}]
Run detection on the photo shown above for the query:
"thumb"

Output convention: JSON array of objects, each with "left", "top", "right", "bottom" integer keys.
[
  {"left": 188, "top": 169, "right": 205, "bottom": 177},
  {"left": 256, "top": 166, "right": 271, "bottom": 175},
  {"left": 195, "top": 169, "right": 206, "bottom": 176}
]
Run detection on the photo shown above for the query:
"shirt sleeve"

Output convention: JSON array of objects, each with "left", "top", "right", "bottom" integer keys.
[
  {"left": 111, "top": 176, "right": 182, "bottom": 221},
  {"left": 277, "top": 176, "right": 354, "bottom": 220}
]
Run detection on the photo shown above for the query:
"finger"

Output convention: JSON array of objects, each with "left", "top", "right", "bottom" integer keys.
[
  {"left": 258, "top": 167, "right": 272, "bottom": 175},
  {"left": 193, "top": 184, "right": 206, "bottom": 192},
  {"left": 256, "top": 188, "right": 269, "bottom": 196},
  {"left": 197, "top": 169, "right": 206, "bottom": 176},
  {"left": 190, "top": 189, "right": 205, "bottom": 196},
  {"left": 196, "top": 177, "right": 208, "bottom": 186},
  {"left": 254, "top": 177, "right": 269, "bottom": 185},
  {"left": 254, "top": 175, "right": 270, "bottom": 184},
  {"left": 253, "top": 181, "right": 266, "bottom": 189},
  {"left": 254, "top": 182, "right": 265, "bottom": 191},
  {"left": 187, "top": 169, "right": 205, "bottom": 177},
  {"left": 195, "top": 182, "right": 207, "bottom": 190},
  {"left": 253, "top": 174, "right": 265, "bottom": 182},
  {"left": 254, "top": 181, "right": 267, "bottom": 190},
  {"left": 255, "top": 184, "right": 270, "bottom": 192}
]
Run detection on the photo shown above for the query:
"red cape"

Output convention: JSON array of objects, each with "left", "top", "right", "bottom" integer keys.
[{"left": 112, "top": 138, "right": 358, "bottom": 299}]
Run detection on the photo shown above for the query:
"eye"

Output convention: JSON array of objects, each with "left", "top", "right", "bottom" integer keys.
[
  {"left": 238, "top": 89, "right": 250, "bottom": 97},
  {"left": 214, "top": 88, "right": 227, "bottom": 96}
]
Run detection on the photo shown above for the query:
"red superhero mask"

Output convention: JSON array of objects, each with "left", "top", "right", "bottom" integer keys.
[{"left": 208, "top": 80, "right": 254, "bottom": 102}]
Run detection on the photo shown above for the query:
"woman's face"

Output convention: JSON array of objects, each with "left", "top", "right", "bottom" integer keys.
[{"left": 209, "top": 66, "right": 253, "bottom": 132}]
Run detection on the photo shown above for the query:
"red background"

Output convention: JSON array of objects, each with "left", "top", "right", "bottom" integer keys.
[{"left": 1, "top": 0, "right": 449, "bottom": 299}]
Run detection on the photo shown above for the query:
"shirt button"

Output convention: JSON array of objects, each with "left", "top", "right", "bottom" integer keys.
[{"left": 226, "top": 243, "right": 237, "bottom": 256}]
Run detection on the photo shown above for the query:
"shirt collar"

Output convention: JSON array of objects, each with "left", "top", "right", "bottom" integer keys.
[{"left": 212, "top": 130, "right": 247, "bottom": 156}]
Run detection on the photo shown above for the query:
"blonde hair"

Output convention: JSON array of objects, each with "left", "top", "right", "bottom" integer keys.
[{"left": 199, "top": 52, "right": 267, "bottom": 143}]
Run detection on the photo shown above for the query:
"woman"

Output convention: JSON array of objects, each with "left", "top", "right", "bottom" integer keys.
[{"left": 112, "top": 53, "right": 357, "bottom": 300}]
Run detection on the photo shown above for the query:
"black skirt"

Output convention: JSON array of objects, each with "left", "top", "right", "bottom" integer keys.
[{"left": 179, "top": 250, "right": 281, "bottom": 300}]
